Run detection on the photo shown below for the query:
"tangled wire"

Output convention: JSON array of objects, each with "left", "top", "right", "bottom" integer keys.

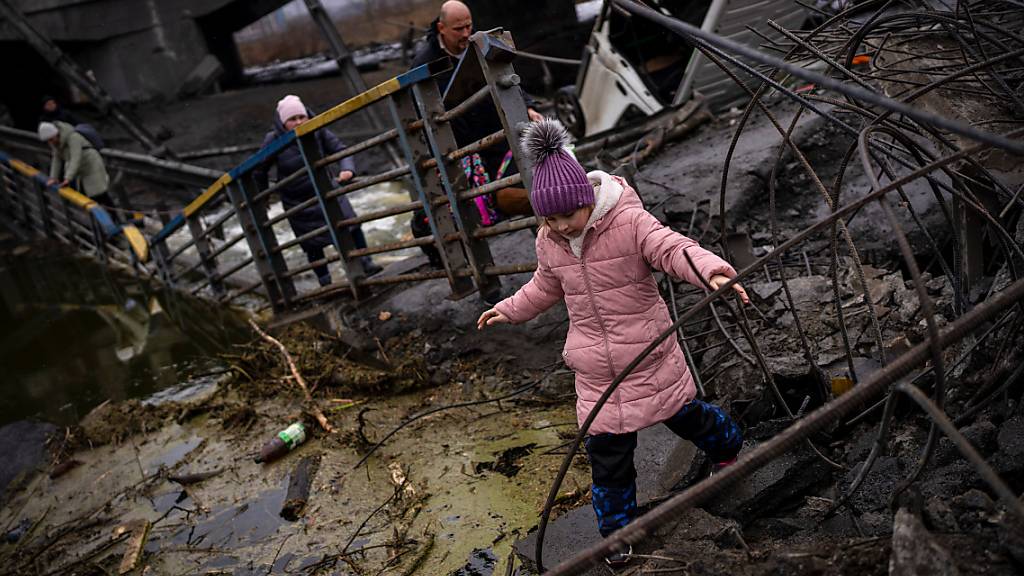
[{"left": 535, "top": 0, "right": 1024, "bottom": 572}]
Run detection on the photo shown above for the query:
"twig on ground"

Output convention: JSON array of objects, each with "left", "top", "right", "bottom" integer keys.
[{"left": 248, "top": 318, "right": 335, "bottom": 433}]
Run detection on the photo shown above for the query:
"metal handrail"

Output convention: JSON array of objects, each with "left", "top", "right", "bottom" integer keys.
[
  {"left": 0, "top": 150, "right": 149, "bottom": 262},
  {"left": 3, "top": 31, "right": 542, "bottom": 314}
]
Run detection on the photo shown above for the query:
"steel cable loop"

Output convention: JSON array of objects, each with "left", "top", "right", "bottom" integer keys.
[
  {"left": 544, "top": 277, "right": 1024, "bottom": 575},
  {"left": 693, "top": 17, "right": 1006, "bottom": 371},
  {"left": 857, "top": 125, "right": 948, "bottom": 500},
  {"left": 712, "top": 2, "right": 1024, "bottom": 361},
  {"left": 695, "top": 45, "right": 887, "bottom": 373},
  {"left": 609, "top": 0, "right": 1024, "bottom": 153},
  {"left": 710, "top": 27, "right": 1024, "bottom": 345},
  {"left": 704, "top": 0, "right": 1024, "bottom": 512},
  {"left": 806, "top": 94, "right": 1014, "bottom": 309},
  {"left": 663, "top": 278, "right": 706, "bottom": 398},
  {"left": 839, "top": 294, "right": 1021, "bottom": 436},
  {"left": 683, "top": 250, "right": 846, "bottom": 471},
  {"left": 841, "top": 11, "right": 1024, "bottom": 80},
  {"left": 766, "top": 119, "right": 824, "bottom": 378},
  {"left": 949, "top": 4, "right": 1024, "bottom": 110},
  {"left": 712, "top": 2, "right": 898, "bottom": 385},
  {"left": 533, "top": 135, "right": 1007, "bottom": 570},
  {"left": 761, "top": 24, "right": 983, "bottom": 297}
]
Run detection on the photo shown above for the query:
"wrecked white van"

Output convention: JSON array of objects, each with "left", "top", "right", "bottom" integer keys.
[{"left": 556, "top": 0, "right": 808, "bottom": 138}]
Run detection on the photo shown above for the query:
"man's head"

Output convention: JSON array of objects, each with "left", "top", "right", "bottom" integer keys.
[
  {"left": 438, "top": 0, "right": 472, "bottom": 55},
  {"left": 42, "top": 97, "right": 58, "bottom": 114}
]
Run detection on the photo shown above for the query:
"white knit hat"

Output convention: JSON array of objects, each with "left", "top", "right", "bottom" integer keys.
[{"left": 38, "top": 122, "right": 58, "bottom": 142}]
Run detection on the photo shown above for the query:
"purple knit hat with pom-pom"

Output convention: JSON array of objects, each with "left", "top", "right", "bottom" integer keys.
[{"left": 522, "top": 119, "right": 593, "bottom": 217}]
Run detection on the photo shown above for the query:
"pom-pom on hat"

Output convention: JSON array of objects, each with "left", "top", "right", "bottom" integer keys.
[
  {"left": 38, "top": 122, "right": 58, "bottom": 142},
  {"left": 277, "top": 95, "right": 307, "bottom": 125},
  {"left": 522, "top": 119, "right": 593, "bottom": 217}
]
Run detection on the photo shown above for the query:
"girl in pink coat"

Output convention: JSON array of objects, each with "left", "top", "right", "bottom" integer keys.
[{"left": 478, "top": 119, "right": 748, "bottom": 568}]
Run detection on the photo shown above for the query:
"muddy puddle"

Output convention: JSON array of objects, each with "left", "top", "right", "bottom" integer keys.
[
  {"left": 0, "top": 247, "right": 249, "bottom": 427},
  {"left": 1, "top": 387, "right": 586, "bottom": 575},
  {"left": 0, "top": 267, "right": 589, "bottom": 575}
]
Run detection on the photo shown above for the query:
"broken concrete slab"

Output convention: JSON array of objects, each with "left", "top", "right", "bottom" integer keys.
[
  {"left": 513, "top": 505, "right": 603, "bottom": 575},
  {"left": 890, "top": 507, "right": 960, "bottom": 576},
  {"left": 933, "top": 418, "right": 998, "bottom": 467},
  {"left": 178, "top": 55, "right": 224, "bottom": 98},
  {"left": 706, "top": 443, "right": 834, "bottom": 522},
  {"left": 512, "top": 424, "right": 695, "bottom": 573},
  {"left": 636, "top": 423, "right": 696, "bottom": 505},
  {"left": 843, "top": 456, "right": 904, "bottom": 513},
  {"left": 994, "top": 415, "right": 1024, "bottom": 475}
]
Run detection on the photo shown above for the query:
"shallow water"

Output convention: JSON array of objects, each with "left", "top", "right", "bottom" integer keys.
[
  {"left": 164, "top": 180, "right": 418, "bottom": 295},
  {"left": 0, "top": 248, "right": 249, "bottom": 426}
]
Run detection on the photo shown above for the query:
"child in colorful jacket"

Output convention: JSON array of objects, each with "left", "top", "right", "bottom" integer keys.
[{"left": 477, "top": 119, "right": 747, "bottom": 568}]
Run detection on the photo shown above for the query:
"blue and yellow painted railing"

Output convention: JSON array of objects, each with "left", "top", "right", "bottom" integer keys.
[
  {"left": 150, "top": 63, "right": 434, "bottom": 247},
  {"left": 0, "top": 150, "right": 149, "bottom": 262}
]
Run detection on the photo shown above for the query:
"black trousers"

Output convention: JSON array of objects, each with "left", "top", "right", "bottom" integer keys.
[{"left": 586, "top": 399, "right": 742, "bottom": 536}]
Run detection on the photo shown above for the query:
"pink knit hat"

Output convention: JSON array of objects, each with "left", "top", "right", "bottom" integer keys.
[
  {"left": 522, "top": 119, "right": 593, "bottom": 217},
  {"left": 276, "top": 95, "right": 307, "bottom": 125}
]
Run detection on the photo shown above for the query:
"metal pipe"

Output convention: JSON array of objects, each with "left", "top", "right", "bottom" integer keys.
[{"left": 435, "top": 86, "right": 491, "bottom": 124}]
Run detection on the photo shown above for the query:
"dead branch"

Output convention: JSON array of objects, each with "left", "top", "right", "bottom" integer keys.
[{"left": 248, "top": 318, "right": 335, "bottom": 433}]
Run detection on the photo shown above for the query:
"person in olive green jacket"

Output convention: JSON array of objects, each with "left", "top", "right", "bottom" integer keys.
[{"left": 38, "top": 121, "right": 111, "bottom": 206}]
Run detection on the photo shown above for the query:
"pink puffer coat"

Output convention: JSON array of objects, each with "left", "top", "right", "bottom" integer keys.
[{"left": 495, "top": 173, "right": 736, "bottom": 435}]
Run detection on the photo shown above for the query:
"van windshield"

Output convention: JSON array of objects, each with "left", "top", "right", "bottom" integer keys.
[{"left": 606, "top": 0, "right": 712, "bottom": 103}]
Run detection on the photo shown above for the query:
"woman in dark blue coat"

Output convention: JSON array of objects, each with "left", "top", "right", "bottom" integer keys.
[{"left": 254, "top": 95, "right": 382, "bottom": 287}]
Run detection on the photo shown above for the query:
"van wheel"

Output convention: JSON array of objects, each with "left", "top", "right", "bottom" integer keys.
[{"left": 555, "top": 86, "right": 585, "bottom": 138}]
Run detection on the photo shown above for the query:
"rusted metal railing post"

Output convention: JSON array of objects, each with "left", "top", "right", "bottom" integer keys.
[
  {"left": 0, "top": 163, "right": 11, "bottom": 215},
  {"left": 388, "top": 89, "right": 477, "bottom": 298},
  {"left": 411, "top": 81, "right": 500, "bottom": 300},
  {"left": 185, "top": 214, "right": 225, "bottom": 296},
  {"left": 295, "top": 132, "right": 368, "bottom": 299},
  {"left": 230, "top": 175, "right": 296, "bottom": 311},
  {"left": 32, "top": 180, "right": 53, "bottom": 236},
  {"left": 151, "top": 204, "right": 175, "bottom": 286},
  {"left": 471, "top": 32, "right": 535, "bottom": 193},
  {"left": 90, "top": 214, "right": 109, "bottom": 266},
  {"left": 21, "top": 179, "right": 42, "bottom": 234}
]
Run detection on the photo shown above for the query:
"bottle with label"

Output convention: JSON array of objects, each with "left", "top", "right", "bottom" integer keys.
[{"left": 255, "top": 422, "right": 306, "bottom": 464}]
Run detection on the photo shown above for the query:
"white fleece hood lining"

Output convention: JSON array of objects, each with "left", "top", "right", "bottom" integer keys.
[{"left": 568, "top": 170, "right": 623, "bottom": 258}]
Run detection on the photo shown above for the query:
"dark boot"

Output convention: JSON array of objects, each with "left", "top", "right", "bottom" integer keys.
[{"left": 604, "top": 542, "right": 632, "bottom": 569}]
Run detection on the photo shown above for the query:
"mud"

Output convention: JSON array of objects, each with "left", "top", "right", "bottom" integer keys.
[{"left": 0, "top": 321, "right": 590, "bottom": 575}]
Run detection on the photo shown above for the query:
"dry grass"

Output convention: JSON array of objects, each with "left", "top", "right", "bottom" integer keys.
[{"left": 236, "top": 3, "right": 438, "bottom": 66}]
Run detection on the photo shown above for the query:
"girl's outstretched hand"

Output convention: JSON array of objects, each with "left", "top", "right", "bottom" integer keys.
[
  {"left": 709, "top": 274, "right": 750, "bottom": 305},
  {"left": 477, "top": 308, "right": 510, "bottom": 330}
]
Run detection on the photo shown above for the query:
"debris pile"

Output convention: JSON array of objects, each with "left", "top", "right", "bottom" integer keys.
[{"left": 534, "top": 0, "right": 1024, "bottom": 573}]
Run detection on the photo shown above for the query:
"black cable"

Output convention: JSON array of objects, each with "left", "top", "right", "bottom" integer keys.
[{"left": 610, "top": 0, "right": 1024, "bottom": 154}]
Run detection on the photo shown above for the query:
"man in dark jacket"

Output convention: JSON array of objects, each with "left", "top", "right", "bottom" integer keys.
[
  {"left": 40, "top": 95, "right": 82, "bottom": 126},
  {"left": 253, "top": 95, "right": 382, "bottom": 287},
  {"left": 410, "top": 1, "right": 543, "bottom": 148},
  {"left": 408, "top": 1, "right": 539, "bottom": 282}
]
